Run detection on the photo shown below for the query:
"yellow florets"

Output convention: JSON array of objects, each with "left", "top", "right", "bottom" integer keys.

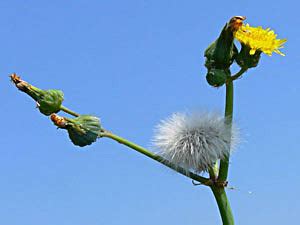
[{"left": 234, "top": 24, "right": 286, "bottom": 56}]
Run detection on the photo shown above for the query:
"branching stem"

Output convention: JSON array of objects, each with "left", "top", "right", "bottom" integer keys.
[
  {"left": 230, "top": 68, "right": 248, "bottom": 81},
  {"left": 100, "top": 130, "right": 212, "bottom": 186}
]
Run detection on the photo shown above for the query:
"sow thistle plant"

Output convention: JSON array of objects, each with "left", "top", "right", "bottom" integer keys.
[{"left": 10, "top": 16, "right": 285, "bottom": 225}]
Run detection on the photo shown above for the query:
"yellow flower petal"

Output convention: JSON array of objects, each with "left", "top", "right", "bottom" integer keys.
[
  {"left": 234, "top": 24, "right": 286, "bottom": 56},
  {"left": 249, "top": 49, "right": 256, "bottom": 55}
]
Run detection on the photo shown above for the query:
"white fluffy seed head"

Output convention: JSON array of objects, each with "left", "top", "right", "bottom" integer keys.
[{"left": 153, "top": 112, "right": 239, "bottom": 173}]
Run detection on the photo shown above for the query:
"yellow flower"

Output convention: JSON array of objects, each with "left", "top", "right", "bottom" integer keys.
[{"left": 234, "top": 24, "right": 287, "bottom": 56}]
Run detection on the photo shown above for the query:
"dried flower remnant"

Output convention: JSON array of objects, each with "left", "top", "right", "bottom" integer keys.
[{"left": 50, "top": 113, "right": 67, "bottom": 128}]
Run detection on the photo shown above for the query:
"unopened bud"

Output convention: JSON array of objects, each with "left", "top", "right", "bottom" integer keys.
[
  {"left": 37, "top": 89, "right": 64, "bottom": 116},
  {"left": 204, "top": 16, "right": 245, "bottom": 70},
  {"left": 206, "top": 68, "right": 230, "bottom": 87},
  {"left": 51, "top": 114, "right": 101, "bottom": 147},
  {"left": 10, "top": 73, "right": 64, "bottom": 116}
]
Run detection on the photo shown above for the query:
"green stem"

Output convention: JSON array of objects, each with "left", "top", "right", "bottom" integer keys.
[
  {"left": 230, "top": 68, "right": 248, "bottom": 81},
  {"left": 212, "top": 70, "right": 247, "bottom": 225},
  {"left": 60, "top": 105, "right": 80, "bottom": 117},
  {"left": 209, "top": 162, "right": 219, "bottom": 180},
  {"left": 211, "top": 187, "right": 234, "bottom": 225},
  {"left": 218, "top": 68, "right": 247, "bottom": 182},
  {"left": 100, "top": 131, "right": 211, "bottom": 186},
  {"left": 218, "top": 80, "right": 233, "bottom": 182}
]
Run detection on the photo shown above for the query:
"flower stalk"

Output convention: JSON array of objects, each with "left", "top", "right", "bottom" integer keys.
[
  {"left": 218, "top": 80, "right": 234, "bottom": 182},
  {"left": 60, "top": 105, "right": 80, "bottom": 117},
  {"left": 211, "top": 68, "right": 246, "bottom": 225},
  {"left": 100, "top": 130, "right": 212, "bottom": 186},
  {"left": 229, "top": 68, "right": 248, "bottom": 81}
]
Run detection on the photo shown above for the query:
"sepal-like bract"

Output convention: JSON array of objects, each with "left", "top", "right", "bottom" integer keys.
[
  {"left": 205, "top": 31, "right": 237, "bottom": 70},
  {"left": 206, "top": 68, "right": 230, "bottom": 87},
  {"left": 37, "top": 89, "right": 64, "bottom": 116},
  {"left": 235, "top": 43, "right": 261, "bottom": 69}
]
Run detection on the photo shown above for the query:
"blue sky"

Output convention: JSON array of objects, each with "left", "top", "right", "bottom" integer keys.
[{"left": 1, "top": 1, "right": 299, "bottom": 225}]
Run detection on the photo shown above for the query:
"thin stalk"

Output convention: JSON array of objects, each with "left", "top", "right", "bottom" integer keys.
[
  {"left": 218, "top": 68, "right": 247, "bottom": 182},
  {"left": 218, "top": 80, "right": 233, "bottom": 182},
  {"left": 60, "top": 105, "right": 80, "bottom": 117},
  {"left": 100, "top": 131, "right": 211, "bottom": 186},
  {"left": 211, "top": 187, "right": 234, "bottom": 225},
  {"left": 230, "top": 68, "right": 248, "bottom": 81}
]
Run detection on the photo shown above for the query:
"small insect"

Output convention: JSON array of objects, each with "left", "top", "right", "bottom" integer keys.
[{"left": 229, "top": 16, "right": 246, "bottom": 31}]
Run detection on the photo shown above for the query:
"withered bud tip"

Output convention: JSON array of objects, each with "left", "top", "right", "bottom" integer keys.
[
  {"left": 10, "top": 73, "right": 29, "bottom": 92},
  {"left": 10, "top": 73, "right": 22, "bottom": 84},
  {"left": 50, "top": 113, "right": 67, "bottom": 128},
  {"left": 229, "top": 16, "right": 246, "bottom": 32}
]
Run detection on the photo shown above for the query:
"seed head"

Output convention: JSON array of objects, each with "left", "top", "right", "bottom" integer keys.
[{"left": 153, "top": 112, "right": 239, "bottom": 173}]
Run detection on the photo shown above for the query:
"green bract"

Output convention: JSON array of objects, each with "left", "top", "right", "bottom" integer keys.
[
  {"left": 37, "top": 89, "right": 64, "bottom": 116},
  {"left": 66, "top": 115, "right": 101, "bottom": 147},
  {"left": 206, "top": 68, "right": 229, "bottom": 87},
  {"left": 204, "top": 24, "right": 238, "bottom": 70},
  {"left": 235, "top": 44, "right": 261, "bottom": 69}
]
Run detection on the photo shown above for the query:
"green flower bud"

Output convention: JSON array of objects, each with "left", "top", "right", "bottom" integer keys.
[
  {"left": 37, "top": 89, "right": 64, "bottom": 116},
  {"left": 204, "top": 16, "right": 245, "bottom": 69},
  {"left": 206, "top": 68, "right": 230, "bottom": 87},
  {"left": 51, "top": 114, "right": 101, "bottom": 147},
  {"left": 235, "top": 43, "right": 262, "bottom": 69},
  {"left": 10, "top": 74, "right": 64, "bottom": 116},
  {"left": 205, "top": 34, "right": 238, "bottom": 70}
]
